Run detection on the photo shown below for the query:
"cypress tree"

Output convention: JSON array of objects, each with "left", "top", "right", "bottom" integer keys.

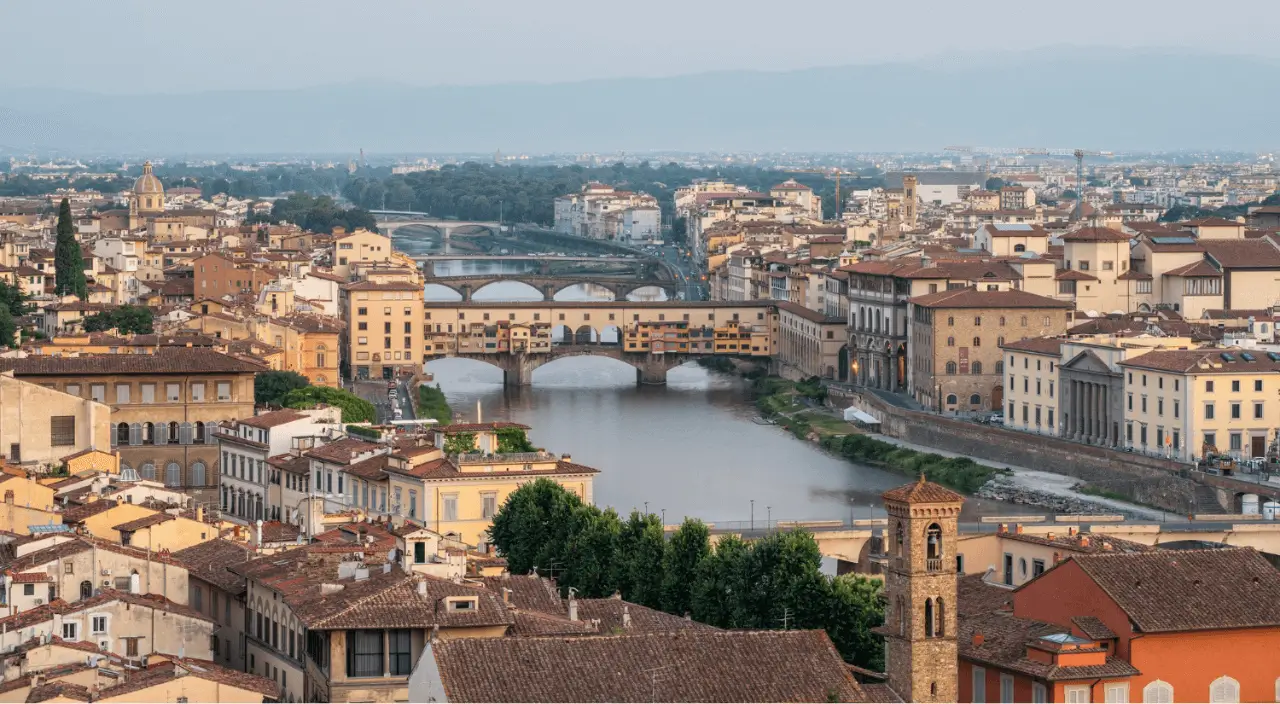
[{"left": 53, "top": 198, "right": 87, "bottom": 299}]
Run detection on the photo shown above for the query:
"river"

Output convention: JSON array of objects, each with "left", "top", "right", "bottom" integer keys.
[{"left": 414, "top": 257, "right": 1027, "bottom": 524}]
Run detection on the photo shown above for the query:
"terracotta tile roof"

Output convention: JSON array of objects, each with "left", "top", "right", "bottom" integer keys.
[
  {"left": 1201, "top": 238, "right": 1280, "bottom": 269},
  {"left": 907, "top": 287, "right": 1073, "bottom": 310},
  {"left": 342, "top": 454, "right": 390, "bottom": 481},
  {"left": 60, "top": 499, "right": 118, "bottom": 523},
  {"left": 511, "top": 609, "right": 597, "bottom": 636},
  {"left": 861, "top": 683, "right": 903, "bottom": 703},
  {"left": 1161, "top": 259, "right": 1221, "bottom": 277},
  {"left": 0, "top": 535, "right": 185, "bottom": 574},
  {"left": 882, "top": 476, "right": 964, "bottom": 504},
  {"left": 27, "top": 681, "right": 91, "bottom": 703},
  {"left": 959, "top": 611, "right": 1140, "bottom": 682},
  {"left": 1118, "top": 348, "right": 1280, "bottom": 374},
  {"left": 267, "top": 453, "right": 311, "bottom": 475},
  {"left": 172, "top": 539, "right": 253, "bottom": 595},
  {"left": 999, "top": 531, "right": 1152, "bottom": 555},
  {"left": 431, "top": 629, "right": 865, "bottom": 703},
  {"left": 9, "top": 571, "right": 53, "bottom": 583},
  {"left": 1054, "top": 269, "right": 1097, "bottom": 281},
  {"left": 1060, "top": 226, "right": 1131, "bottom": 243},
  {"left": 479, "top": 574, "right": 562, "bottom": 613},
  {"left": 576, "top": 597, "right": 717, "bottom": 635},
  {"left": 304, "top": 437, "right": 383, "bottom": 464},
  {"left": 0, "top": 349, "right": 265, "bottom": 376},
  {"left": 956, "top": 573, "right": 1013, "bottom": 617},
  {"left": 299, "top": 571, "right": 514, "bottom": 631},
  {"left": 238, "top": 408, "right": 309, "bottom": 429},
  {"left": 1071, "top": 615, "right": 1117, "bottom": 640},
  {"left": 63, "top": 589, "right": 212, "bottom": 623},
  {"left": 1116, "top": 269, "right": 1153, "bottom": 280},
  {"left": 112, "top": 512, "right": 174, "bottom": 532},
  {"left": 999, "top": 337, "right": 1063, "bottom": 356},
  {"left": 1069, "top": 548, "right": 1280, "bottom": 633},
  {"left": 98, "top": 658, "right": 279, "bottom": 700}
]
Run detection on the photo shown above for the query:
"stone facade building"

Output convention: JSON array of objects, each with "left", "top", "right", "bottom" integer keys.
[
  {"left": 878, "top": 477, "right": 963, "bottom": 703},
  {"left": 908, "top": 287, "right": 1073, "bottom": 413}
]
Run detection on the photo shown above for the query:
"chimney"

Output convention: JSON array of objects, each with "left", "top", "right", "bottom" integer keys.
[
  {"left": 195, "top": 505, "right": 204, "bottom": 523},
  {"left": 501, "top": 588, "right": 512, "bottom": 606},
  {"left": 1046, "top": 532, "right": 1055, "bottom": 541},
  {"left": 972, "top": 633, "right": 985, "bottom": 647},
  {"left": 1067, "top": 526, "right": 1078, "bottom": 536},
  {"left": 476, "top": 400, "right": 482, "bottom": 424},
  {"left": 622, "top": 605, "right": 632, "bottom": 629},
  {"left": 997, "top": 523, "right": 1008, "bottom": 535},
  {"left": 1014, "top": 524, "right": 1023, "bottom": 534},
  {"left": 1079, "top": 536, "right": 1090, "bottom": 548},
  {"left": 417, "top": 581, "right": 427, "bottom": 597},
  {"left": 568, "top": 591, "right": 578, "bottom": 622}
]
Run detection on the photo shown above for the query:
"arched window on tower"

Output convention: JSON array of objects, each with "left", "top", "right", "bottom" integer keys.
[
  {"left": 898, "top": 596, "right": 907, "bottom": 636},
  {"left": 934, "top": 597, "right": 945, "bottom": 637},
  {"left": 926, "top": 523, "right": 943, "bottom": 571},
  {"left": 894, "top": 523, "right": 904, "bottom": 556},
  {"left": 924, "top": 598, "right": 935, "bottom": 638}
]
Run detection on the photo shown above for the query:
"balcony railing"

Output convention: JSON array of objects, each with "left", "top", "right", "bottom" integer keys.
[
  {"left": 926, "top": 558, "right": 943, "bottom": 572},
  {"left": 453, "top": 451, "right": 557, "bottom": 464}
]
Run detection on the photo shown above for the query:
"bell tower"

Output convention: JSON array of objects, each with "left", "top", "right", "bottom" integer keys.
[{"left": 880, "top": 475, "right": 962, "bottom": 703}]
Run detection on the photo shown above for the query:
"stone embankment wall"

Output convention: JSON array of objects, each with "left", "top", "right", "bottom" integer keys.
[{"left": 831, "top": 388, "right": 1199, "bottom": 513}]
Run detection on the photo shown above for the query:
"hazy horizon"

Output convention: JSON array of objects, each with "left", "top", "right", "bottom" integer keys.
[{"left": 3, "top": 0, "right": 1279, "bottom": 92}]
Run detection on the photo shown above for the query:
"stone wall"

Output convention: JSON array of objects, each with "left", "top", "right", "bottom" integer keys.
[{"left": 833, "top": 388, "right": 1200, "bottom": 513}]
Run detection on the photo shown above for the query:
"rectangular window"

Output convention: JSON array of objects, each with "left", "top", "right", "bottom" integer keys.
[
  {"left": 166, "top": 383, "right": 181, "bottom": 402},
  {"left": 1174, "top": 400, "right": 1180, "bottom": 418},
  {"left": 346, "top": 629, "right": 384, "bottom": 678},
  {"left": 1255, "top": 402, "right": 1264, "bottom": 419},
  {"left": 115, "top": 384, "right": 131, "bottom": 403},
  {"left": 481, "top": 492, "right": 497, "bottom": 519},
  {"left": 62, "top": 622, "right": 79, "bottom": 641},
  {"left": 1230, "top": 432, "right": 1243, "bottom": 452},
  {"left": 1205, "top": 403, "right": 1215, "bottom": 420},
  {"left": 1256, "top": 379, "right": 1264, "bottom": 392},
  {"left": 1204, "top": 432, "right": 1216, "bottom": 450},
  {"left": 443, "top": 494, "right": 458, "bottom": 521},
  {"left": 66, "top": 383, "right": 81, "bottom": 397},
  {"left": 1104, "top": 683, "right": 1129, "bottom": 703},
  {"left": 217, "top": 382, "right": 231, "bottom": 401},
  {"left": 1232, "top": 380, "right": 1241, "bottom": 392},
  {"left": 90, "top": 384, "right": 106, "bottom": 403},
  {"left": 972, "top": 666, "right": 986, "bottom": 703},
  {"left": 1206, "top": 380, "right": 1214, "bottom": 392},
  {"left": 193, "top": 586, "right": 203, "bottom": 611},
  {"left": 50, "top": 416, "right": 76, "bottom": 447},
  {"left": 409, "top": 490, "right": 418, "bottom": 519},
  {"left": 1231, "top": 403, "right": 1241, "bottom": 419},
  {"left": 1032, "top": 559, "right": 1045, "bottom": 576},
  {"left": 1001, "top": 674, "right": 1015, "bottom": 703},
  {"left": 1032, "top": 683, "right": 1048, "bottom": 703},
  {"left": 191, "top": 383, "right": 205, "bottom": 402},
  {"left": 414, "top": 541, "right": 427, "bottom": 564},
  {"left": 141, "top": 383, "right": 155, "bottom": 403},
  {"left": 90, "top": 615, "right": 107, "bottom": 634},
  {"left": 389, "top": 629, "right": 413, "bottom": 676},
  {"left": 1065, "top": 686, "right": 1090, "bottom": 703}
]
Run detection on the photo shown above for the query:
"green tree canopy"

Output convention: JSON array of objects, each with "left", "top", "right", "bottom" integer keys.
[
  {"left": 443, "top": 432, "right": 478, "bottom": 455},
  {"left": 0, "top": 306, "right": 17, "bottom": 349},
  {"left": 54, "top": 199, "right": 87, "bottom": 299},
  {"left": 415, "top": 384, "right": 453, "bottom": 423},
  {"left": 488, "top": 480, "right": 885, "bottom": 668},
  {"left": 495, "top": 427, "right": 535, "bottom": 453},
  {"left": 984, "top": 177, "right": 1005, "bottom": 191},
  {"left": 82, "top": 305, "right": 154, "bottom": 335},
  {"left": 255, "top": 370, "right": 311, "bottom": 405},
  {"left": 280, "top": 385, "right": 376, "bottom": 423},
  {"left": 0, "top": 280, "right": 32, "bottom": 317}
]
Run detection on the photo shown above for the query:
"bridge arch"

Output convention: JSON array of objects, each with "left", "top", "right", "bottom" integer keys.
[
  {"left": 469, "top": 279, "right": 545, "bottom": 301},
  {"left": 449, "top": 223, "right": 500, "bottom": 236}
]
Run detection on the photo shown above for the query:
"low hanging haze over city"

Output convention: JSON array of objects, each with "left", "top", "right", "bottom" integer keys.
[{"left": 2, "top": 2, "right": 1280, "bottom": 702}]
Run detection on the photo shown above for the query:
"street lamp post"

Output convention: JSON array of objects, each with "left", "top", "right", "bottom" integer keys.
[{"left": 750, "top": 499, "right": 755, "bottom": 532}]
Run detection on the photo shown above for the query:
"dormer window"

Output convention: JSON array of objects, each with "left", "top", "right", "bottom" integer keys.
[{"left": 445, "top": 596, "right": 478, "bottom": 613}]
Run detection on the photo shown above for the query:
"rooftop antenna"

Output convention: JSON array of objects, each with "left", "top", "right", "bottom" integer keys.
[
  {"left": 643, "top": 665, "right": 672, "bottom": 703},
  {"left": 776, "top": 607, "right": 794, "bottom": 630}
]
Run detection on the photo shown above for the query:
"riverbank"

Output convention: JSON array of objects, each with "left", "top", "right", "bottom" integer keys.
[
  {"left": 751, "top": 375, "right": 1170, "bottom": 519},
  {"left": 752, "top": 376, "right": 1005, "bottom": 494}
]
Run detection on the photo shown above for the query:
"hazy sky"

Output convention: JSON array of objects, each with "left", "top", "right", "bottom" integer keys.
[{"left": 4, "top": 0, "right": 1278, "bottom": 92}]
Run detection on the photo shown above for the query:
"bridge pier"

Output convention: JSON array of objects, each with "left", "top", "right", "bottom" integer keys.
[
  {"left": 499, "top": 354, "right": 537, "bottom": 387},
  {"left": 636, "top": 358, "right": 671, "bottom": 386}
]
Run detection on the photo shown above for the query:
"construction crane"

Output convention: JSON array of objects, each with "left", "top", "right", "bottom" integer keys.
[
  {"left": 781, "top": 168, "right": 859, "bottom": 219},
  {"left": 1015, "top": 148, "right": 1114, "bottom": 219}
]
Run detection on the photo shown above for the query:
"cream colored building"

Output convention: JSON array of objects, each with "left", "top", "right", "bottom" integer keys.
[
  {"left": 330, "top": 228, "right": 394, "bottom": 280},
  {"left": 343, "top": 279, "right": 425, "bottom": 380},
  {"left": 1119, "top": 348, "right": 1280, "bottom": 461},
  {"left": 973, "top": 223, "right": 1050, "bottom": 256},
  {"left": 0, "top": 371, "right": 111, "bottom": 470},
  {"left": 998, "top": 337, "right": 1063, "bottom": 433},
  {"left": 1, "top": 535, "right": 190, "bottom": 611}
]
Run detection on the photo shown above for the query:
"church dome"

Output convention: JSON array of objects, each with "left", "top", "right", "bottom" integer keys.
[{"left": 133, "top": 161, "right": 164, "bottom": 195}]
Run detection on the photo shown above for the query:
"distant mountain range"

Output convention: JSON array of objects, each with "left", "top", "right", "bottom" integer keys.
[{"left": 2, "top": 49, "right": 1277, "bottom": 155}]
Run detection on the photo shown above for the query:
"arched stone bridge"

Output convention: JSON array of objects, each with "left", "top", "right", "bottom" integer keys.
[
  {"left": 429, "top": 274, "right": 680, "bottom": 301},
  {"left": 431, "top": 345, "right": 694, "bottom": 385}
]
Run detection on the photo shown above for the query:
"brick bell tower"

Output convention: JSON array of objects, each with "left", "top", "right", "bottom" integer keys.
[{"left": 879, "top": 475, "right": 963, "bottom": 703}]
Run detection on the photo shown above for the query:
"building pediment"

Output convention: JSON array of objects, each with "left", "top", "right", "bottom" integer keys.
[{"left": 1062, "top": 349, "right": 1114, "bottom": 375}]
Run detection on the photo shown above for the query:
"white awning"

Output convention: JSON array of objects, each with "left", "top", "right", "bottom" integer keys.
[{"left": 844, "top": 408, "right": 881, "bottom": 425}]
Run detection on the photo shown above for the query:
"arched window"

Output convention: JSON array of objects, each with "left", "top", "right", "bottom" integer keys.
[
  {"left": 1013, "top": 244, "right": 1026, "bottom": 253},
  {"left": 1209, "top": 676, "right": 1239, "bottom": 703},
  {"left": 191, "top": 461, "right": 207, "bottom": 487},
  {"left": 971, "top": 362, "right": 983, "bottom": 375},
  {"left": 935, "top": 597, "right": 945, "bottom": 637},
  {"left": 164, "top": 462, "right": 181, "bottom": 487},
  {"left": 1020, "top": 315, "right": 1028, "bottom": 326},
  {"left": 140, "top": 463, "right": 156, "bottom": 481},
  {"left": 1142, "top": 680, "right": 1173, "bottom": 703},
  {"left": 317, "top": 344, "right": 328, "bottom": 369},
  {"left": 926, "top": 523, "right": 943, "bottom": 560},
  {"left": 973, "top": 336, "right": 981, "bottom": 347},
  {"left": 897, "top": 596, "right": 907, "bottom": 636},
  {"left": 168, "top": 422, "right": 180, "bottom": 444},
  {"left": 194, "top": 421, "right": 205, "bottom": 444},
  {"left": 946, "top": 336, "right": 955, "bottom": 347},
  {"left": 945, "top": 362, "right": 957, "bottom": 375},
  {"left": 947, "top": 316, "right": 954, "bottom": 327},
  {"left": 80, "top": 580, "right": 93, "bottom": 600},
  {"left": 995, "top": 361, "right": 1004, "bottom": 374},
  {"left": 142, "top": 422, "right": 154, "bottom": 445},
  {"left": 116, "top": 422, "right": 130, "bottom": 446},
  {"left": 894, "top": 523, "right": 904, "bottom": 556},
  {"left": 997, "top": 335, "right": 1005, "bottom": 346},
  {"left": 924, "top": 598, "right": 935, "bottom": 638},
  {"left": 999, "top": 316, "right": 1006, "bottom": 326},
  {"left": 945, "top": 394, "right": 958, "bottom": 405},
  {"left": 970, "top": 393, "right": 982, "bottom": 405}
]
